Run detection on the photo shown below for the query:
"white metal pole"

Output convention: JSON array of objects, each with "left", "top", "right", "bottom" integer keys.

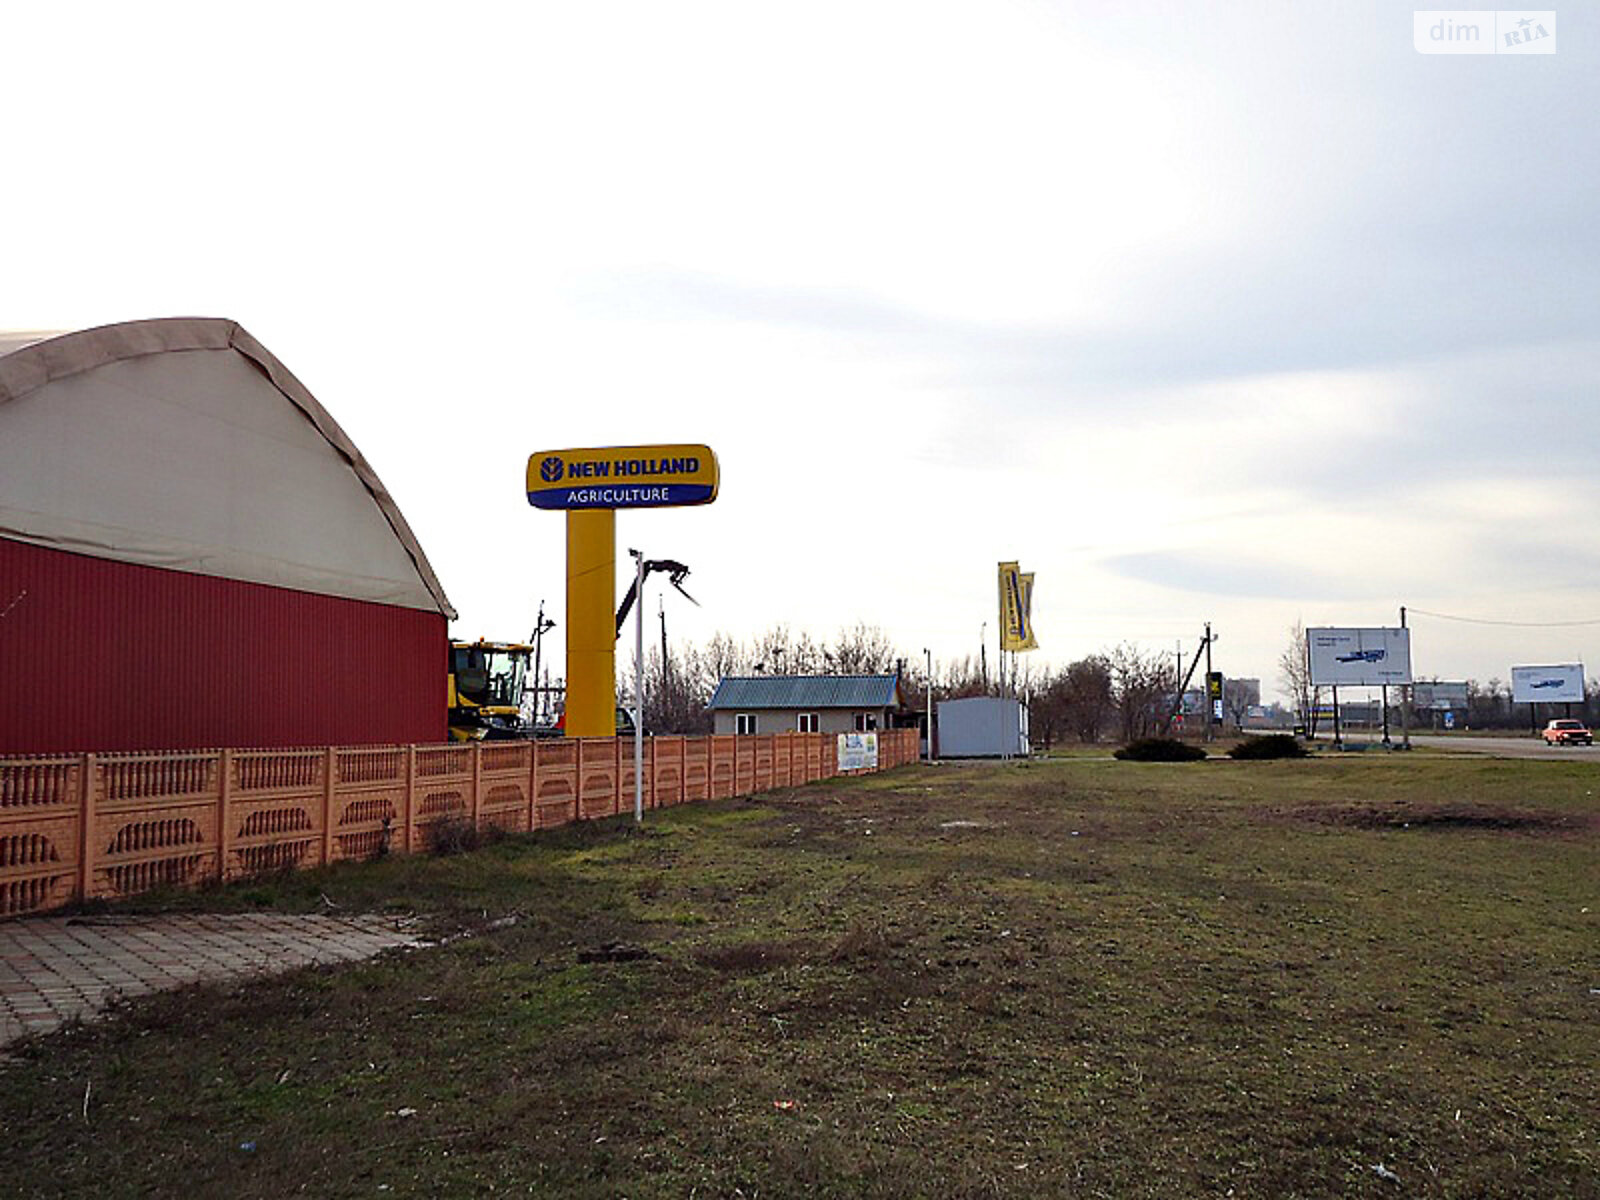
[{"left": 631, "top": 549, "right": 645, "bottom": 824}]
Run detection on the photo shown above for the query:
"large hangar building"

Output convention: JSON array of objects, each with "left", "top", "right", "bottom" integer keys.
[{"left": 0, "top": 318, "right": 455, "bottom": 753}]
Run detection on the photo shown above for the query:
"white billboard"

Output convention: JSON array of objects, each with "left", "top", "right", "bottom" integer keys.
[
  {"left": 1511, "top": 663, "right": 1585, "bottom": 704},
  {"left": 1307, "top": 627, "right": 1413, "bottom": 686}
]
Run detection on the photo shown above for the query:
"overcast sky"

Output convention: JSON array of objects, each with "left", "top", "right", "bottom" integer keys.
[{"left": 3, "top": 2, "right": 1595, "bottom": 699}]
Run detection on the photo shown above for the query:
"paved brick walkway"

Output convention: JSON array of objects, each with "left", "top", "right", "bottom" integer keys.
[{"left": 0, "top": 913, "right": 423, "bottom": 1049}]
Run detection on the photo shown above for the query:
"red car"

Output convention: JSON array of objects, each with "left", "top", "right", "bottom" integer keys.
[{"left": 1542, "top": 719, "right": 1593, "bottom": 746}]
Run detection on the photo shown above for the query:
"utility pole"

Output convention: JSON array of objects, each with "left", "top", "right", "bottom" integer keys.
[
  {"left": 1399, "top": 605, "right": 1412, "bottom": 750},
  {"left": 1176, "top": 640, "right": 1183, "bottom": 730},
  {"left": 1204, "top": 622, "right": 1215, "bottom": 742},
  {"left": 1162, "top": 630, "right": 1213, "bottom": 737},
  {"left": 659, "top": 596, "right": 669, "bottom": 729},
  {"left": 529, "top": 599, "right": 555, "bottom": 724}
]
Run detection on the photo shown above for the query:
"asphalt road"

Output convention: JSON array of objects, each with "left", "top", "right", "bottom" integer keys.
[{"left": 1407, "top": 734, "right": 1600, "bottom": 761}]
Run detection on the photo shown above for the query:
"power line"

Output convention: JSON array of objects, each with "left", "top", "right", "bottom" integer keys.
[{"left": 1406, "top": 606, "right": 1600, "bottom": 629}]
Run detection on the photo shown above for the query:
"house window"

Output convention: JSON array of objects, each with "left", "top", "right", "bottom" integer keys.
[
  {"left": 854, "top": 713, "right": 878, "bottom": 732},
  {"left": 797, "top": 712, "right": 819, "bottom": 733},
  {"left": 735, "top": 713, "right": 757, "bottom": 735}
]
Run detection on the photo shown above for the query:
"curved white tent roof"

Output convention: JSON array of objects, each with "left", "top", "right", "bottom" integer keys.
[
  {"left": 0, "top": 317, "right": 454, "bottom": 617},
  {"left": 0, "top": 330, "right": 63, "bottom": 357}
]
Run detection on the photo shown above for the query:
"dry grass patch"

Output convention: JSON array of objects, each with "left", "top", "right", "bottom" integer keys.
[{"left": 1, "top": 754, "right": 1595, "bottom": 1198}]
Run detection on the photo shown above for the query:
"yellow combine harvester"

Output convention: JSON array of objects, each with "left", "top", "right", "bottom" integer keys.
[
  {"left": 447, "top": 640, "right": 535, "bottom": 741},
  {"left": 448, "top": 639, "right": 636, "bottom": 740},
  {"left": 450, "top": 569, "right": 676, "bottom": 741}
]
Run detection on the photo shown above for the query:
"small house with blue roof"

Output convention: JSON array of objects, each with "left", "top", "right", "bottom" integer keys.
[{"left": 706, "top": 673, "right": 909, "bottom": 736}]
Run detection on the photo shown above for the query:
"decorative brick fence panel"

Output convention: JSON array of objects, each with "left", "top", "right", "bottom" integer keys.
[
  {"left": 532, "top": 739, "right": 579, "bottom": 830},
  {"left": 94, "top": 751, "right": 222, "bottom": 901},
  {"left": 230, "top": 748, "right": 325, "bottom": 878},
  {"left": 0, "top": 756, "right": 81, "bottom": 918},
  {"left": 0, "top": 729, "right": 919, "bottom": 918}
]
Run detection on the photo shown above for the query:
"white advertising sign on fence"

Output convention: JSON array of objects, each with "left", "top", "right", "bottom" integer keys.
[
  {"left": 1510, "top": 663, "right": 1585, "bottom": 704},
  {"left": 1307, "top": 627, "right": 1413, "bottom": 686},
  {"left": 837, "top": 731, "right": 879, "bottom": 771}
]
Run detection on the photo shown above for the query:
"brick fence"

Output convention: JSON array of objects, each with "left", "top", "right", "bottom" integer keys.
[{"left": 0, "top": 729, "right": 919, "bottom": 919}]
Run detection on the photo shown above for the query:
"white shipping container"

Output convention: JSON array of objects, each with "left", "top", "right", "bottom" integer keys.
[{"left": 936, "top": 697, "right": 1029, "bottom": 758}]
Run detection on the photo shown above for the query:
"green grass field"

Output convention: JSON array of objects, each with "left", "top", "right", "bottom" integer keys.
[{"left": 2, "top": 753, "right": 1595, "bottom": 1198}]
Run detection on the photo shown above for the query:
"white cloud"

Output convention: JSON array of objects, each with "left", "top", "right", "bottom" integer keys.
[{"left": 3, "top": 1, "right": 1598, "bottom": 701}]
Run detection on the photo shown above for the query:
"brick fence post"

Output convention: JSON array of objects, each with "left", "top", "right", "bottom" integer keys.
[
  {"left": 321, "top": 746, "right": 336, "bottom": 867},
  {"left": 217, "top": 748, "right": 234, "bottom": 883},
  {"left": 77, "top": 752, "right": 97, "bottom": 904},
  {"left": 527, "top": 741, "right": 539, "bottom": 832},
  {"left": 574, "top": 739, "right": 586, "bottom": 823},
  {"left": 471, "top": 741, "right": 483, "bottom": 831},
  {"left": 404, "top": 745, "right": 417, "bottom": 855}
]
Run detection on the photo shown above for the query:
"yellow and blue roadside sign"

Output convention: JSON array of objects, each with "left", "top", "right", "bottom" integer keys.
[{"left": 526, "top": 444, "right": 719, "bottom": 511}]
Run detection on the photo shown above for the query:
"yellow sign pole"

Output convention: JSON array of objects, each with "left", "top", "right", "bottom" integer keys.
[{"left": 564, "top": 508, "right": 617, "bottom": 738}]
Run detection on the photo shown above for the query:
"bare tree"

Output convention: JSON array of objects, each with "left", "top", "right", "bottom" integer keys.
[
  {"left": 1029, "top": 657, "right": 1114, "bottom": 748},
  {"left": 641, "top": 642, "right": 713, "bottom": 734},
  {"left": 1062, "top": 656, "right": 1115, "bottom": 744},
  {"left": 1466, "top": 678, "right": 1509, "bottom": 729},
  {"left": 788, "top": 629, "right": 826, "bottom": 675},
  {"left": 700, "top": 631, "right": 748, "bottom": 683},
  {"left": 828, "top": 622, "right": 897, "bottom": 674},
  {"left": 1108, "top": 643, "right": 1174, "bottom": 742},
  {"left": 747, "top": 623, "right": 792, "bottom": 675},
  {"left": 1278, "top": 622, "right": 1316, "bottom": 737},
  {"left": 1223, "top": 677, "right": 1261, "bottom": 730},
  {"left": 938, "top": 654, "right": 989, "bottom": 699},
  {"left": 1031, "top": 669, "right": 1069, "bottom": 750}
]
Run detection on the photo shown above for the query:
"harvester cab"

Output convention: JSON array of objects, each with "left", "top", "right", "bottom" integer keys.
[{"left": 447, "top": 640, "right": 534, "bottom": 741}]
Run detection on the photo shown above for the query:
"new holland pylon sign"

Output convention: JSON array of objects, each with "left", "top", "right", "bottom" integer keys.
[
  {"left": 527, "top": 444, "right": 718, "bottom": 739},
  {"left": 527, "top": 445, "right": 719, "bottom": 510}
]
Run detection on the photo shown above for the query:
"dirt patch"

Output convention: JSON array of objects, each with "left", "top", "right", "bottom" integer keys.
[
  {"left": 1292, "top": 803, "right": 1589, "bottom": 834},
  {"left": 577, "top": 941, "right": 654, "bottom": 964},
  {"left": 693, "top": 939, "right": 810, "bottom": 973}
]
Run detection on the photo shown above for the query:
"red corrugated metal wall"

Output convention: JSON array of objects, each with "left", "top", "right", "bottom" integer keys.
[{"left": 0, "top": 537, "right": 446, "bottom": 753}]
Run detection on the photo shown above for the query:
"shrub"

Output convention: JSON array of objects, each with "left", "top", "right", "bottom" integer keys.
[
  {"left": 1227, "top": 734, "right": 1309, "bottom": 760},
  {"left": 1114, "top": 738, "right": 1207, "bottom": 762},
  {"left": 425, "top": 815, "right": 483, "bottom": 856}
]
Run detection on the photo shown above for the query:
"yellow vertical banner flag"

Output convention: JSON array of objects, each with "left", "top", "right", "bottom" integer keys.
[
  {"left": 998, "top": 562, "right": 1036, "bottom": 651},
  {"left": 1019, "top": 572, "right": 1038, "bottom": 650}
]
